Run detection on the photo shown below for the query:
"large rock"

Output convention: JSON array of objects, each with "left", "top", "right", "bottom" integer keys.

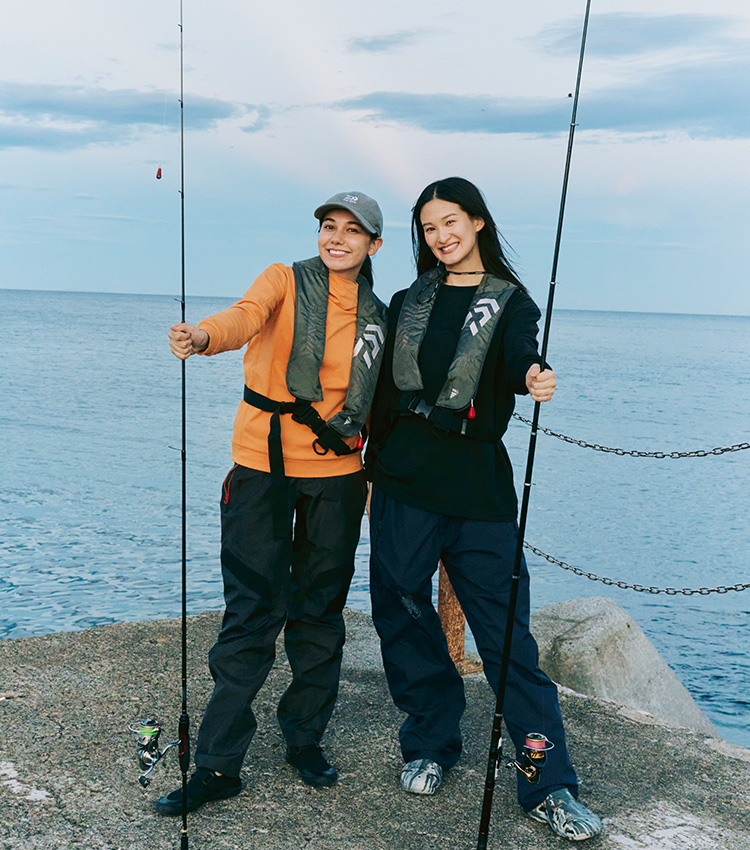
[{"left": 531, "top": 596, "right": 717, "bottom": 735}]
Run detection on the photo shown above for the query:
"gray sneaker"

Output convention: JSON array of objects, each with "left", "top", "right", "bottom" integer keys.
[
  {"left": 400, "top": 759, "right": 443, "bottom": 795},
  {"left": 527, "top": 788, "right": 602, "bottom": 840}
]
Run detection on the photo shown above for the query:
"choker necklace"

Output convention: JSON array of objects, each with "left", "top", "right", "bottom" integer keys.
[{"left": 441, "top": 267, "right": 485, "bottom": 275}]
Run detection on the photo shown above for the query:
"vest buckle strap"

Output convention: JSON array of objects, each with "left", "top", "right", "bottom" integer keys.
[
  {"left": 400, "top": 391, "right": 501, "bottom": 445},
  {"left": 406, "top": 395, "right": 460, "bottom": 433},
  {"left": 290, "top": 402, "right": 327, "bottom": 436},
  {"left": 408, "top": 397, "right": 435, "bottom": 419}
]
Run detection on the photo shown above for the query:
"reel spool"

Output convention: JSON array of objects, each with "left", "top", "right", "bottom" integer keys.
[
  {"left": 129, "top": 716, "right": 179, "bottom": 787},
  {"left": 507, "top": 732, "right": 555, "bottom": 784}
]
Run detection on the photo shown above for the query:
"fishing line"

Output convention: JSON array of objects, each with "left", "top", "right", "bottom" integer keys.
[
  {"left": 475, "top": 2, "right": 592, "bottom": 848},
  {"left": 156, "top": 91, "right": 169, "bottom": 179}
]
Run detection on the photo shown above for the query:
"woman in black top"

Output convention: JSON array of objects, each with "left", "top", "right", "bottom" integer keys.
[{"left": 367, "top": 177, "right": 601, "bottom": 841}]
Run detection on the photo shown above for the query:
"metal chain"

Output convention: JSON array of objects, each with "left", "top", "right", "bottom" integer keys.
[
  {"left": 512, "top": 414, "right": 750, "bottom": 458},
  {"left": 524, "top": 543, "right": 750, "bottom": 595}
]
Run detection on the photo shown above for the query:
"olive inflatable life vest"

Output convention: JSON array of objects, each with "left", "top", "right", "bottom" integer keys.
[
  {"left": 242, "top": 256, "right": 387, "bottom": 535},
  {"left": 286, "top": 255, "right": 388, "bottom": 437},
  {"left": 392, "top": 268, "right": 516, "bottom": 437}
]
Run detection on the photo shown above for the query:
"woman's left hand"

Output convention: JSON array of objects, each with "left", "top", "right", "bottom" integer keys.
[{"left": 525, "top": 363, "right": 557, "bottom": 402}]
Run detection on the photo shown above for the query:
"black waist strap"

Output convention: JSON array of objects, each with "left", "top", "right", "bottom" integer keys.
[
  {"left": 243, "top": 386, "right": 361, "bottom": 536},
  {"left": 396, "top": 393, "right": 500, "bottom": 444},
  {"left": 243, "top": 386, "right": 359, "bottom": 457}
]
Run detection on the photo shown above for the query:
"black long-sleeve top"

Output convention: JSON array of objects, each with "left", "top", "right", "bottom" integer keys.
[{"left": 366, "top": 282, "right": 544, "bottom": 522}]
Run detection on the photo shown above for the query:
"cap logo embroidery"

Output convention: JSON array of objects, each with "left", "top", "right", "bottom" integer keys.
[{"left": 343, "top": 194, "right": 359, "bottom": 203}]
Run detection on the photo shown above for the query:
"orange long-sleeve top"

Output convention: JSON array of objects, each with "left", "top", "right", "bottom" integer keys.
[{"left": 197, "top": 262, "right": 363, "bottom": 478}]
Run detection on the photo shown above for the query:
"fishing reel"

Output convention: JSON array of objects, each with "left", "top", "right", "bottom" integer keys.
[
  {"left": 503, "top": 733, "right": 554, "bottom": 784},
  {"left": 129, "top": 716, "right": 179, "bottom": 787}
]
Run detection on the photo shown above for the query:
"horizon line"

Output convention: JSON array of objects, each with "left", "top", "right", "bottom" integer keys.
[{"left": 2, "top": 286, "right": 748, "bottom": 321}]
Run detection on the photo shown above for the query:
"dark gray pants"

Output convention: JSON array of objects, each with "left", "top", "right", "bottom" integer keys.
[{"left": 195, "top": 465, "right": 366, "bottom": 777}]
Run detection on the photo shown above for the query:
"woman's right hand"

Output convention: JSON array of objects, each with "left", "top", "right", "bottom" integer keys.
[{"left": 168, "top": 323, "right": 209, "bottom": 359}]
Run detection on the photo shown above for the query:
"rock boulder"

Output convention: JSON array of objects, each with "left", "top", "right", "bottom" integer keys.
[{"left": 531, "top": 596, "right": 717, "bottom": 735}]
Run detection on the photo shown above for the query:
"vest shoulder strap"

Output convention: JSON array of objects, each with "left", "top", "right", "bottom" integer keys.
[{"left": 287, "top": 256, "right": 329, "bottom": 402}]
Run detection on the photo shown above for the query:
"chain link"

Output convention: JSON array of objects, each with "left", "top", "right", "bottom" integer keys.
[
  {"left": 512, "top": 414, "right": 750, "bottom": 458},
  {"left": 523, "top": 543, "right": 750, "bottom": 596}
]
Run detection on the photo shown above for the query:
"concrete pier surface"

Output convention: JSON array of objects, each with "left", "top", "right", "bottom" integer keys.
[{"left": 1, "top": 608, "right": 748, "bottom": 850}]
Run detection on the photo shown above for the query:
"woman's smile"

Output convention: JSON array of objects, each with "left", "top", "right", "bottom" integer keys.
[
  {"left": 420, "top": 198, "right": 485, "bottom": 274},
  {"left": 317, "top": 209, "right": 382, "bottom": 281}
]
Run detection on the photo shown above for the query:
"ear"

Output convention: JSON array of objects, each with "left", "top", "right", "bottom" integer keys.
[
  {"left": 368, "top": 236, "right": 384, "bottom": 257},
  {"left": 473, "top": 216, "right": 485, "bottom": 233}
]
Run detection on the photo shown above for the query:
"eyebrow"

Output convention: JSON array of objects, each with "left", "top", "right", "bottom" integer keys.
[
  {"left": 322, "top": 216, "right": 362, "bottom": 227},
  {"left": 421, "top": 213, "right": 454, "bottom": 227}
]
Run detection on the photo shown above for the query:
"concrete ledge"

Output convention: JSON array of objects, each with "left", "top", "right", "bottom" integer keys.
[{"left": 0, "top": 608, "right": 748, "bottom": 849}]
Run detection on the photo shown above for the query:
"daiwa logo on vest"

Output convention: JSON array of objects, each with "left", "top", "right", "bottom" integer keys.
[
  {"left": 463, "top": 298, "right": 500, "bottom": 336},
  {"left": 353, "top": 324, "right": 385, "bottom": 368}
]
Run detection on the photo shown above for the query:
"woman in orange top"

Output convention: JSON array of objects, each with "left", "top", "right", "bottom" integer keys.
[{"left": 158, "top": 192, "right": 385, "bottom": 816}]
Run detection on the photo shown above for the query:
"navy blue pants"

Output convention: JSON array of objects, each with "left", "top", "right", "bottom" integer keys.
[
  {"left": 369, "top": 486, "right": 578, "bottom": 811},
  {"left": 195, "top": 465, "right": 366, "bottom": 777}
]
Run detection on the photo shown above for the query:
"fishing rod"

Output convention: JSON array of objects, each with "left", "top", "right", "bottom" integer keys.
[
  {"left": 131, "top": 4, "right": 190, "bottom": 849},
  {"left": 177, "top": 2, "right": 191, "bottom": 847},
  {"left": 475, "top": 2, "right": 592, "bottom": 848}
]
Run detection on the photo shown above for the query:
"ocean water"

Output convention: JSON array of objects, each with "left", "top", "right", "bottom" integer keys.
[{"left": 1, "top": 289, "right": 748, "bottom": 748}]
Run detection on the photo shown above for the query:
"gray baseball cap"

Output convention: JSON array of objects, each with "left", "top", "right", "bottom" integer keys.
[{"left": 314, "top": 191, "right": 383, "bottom": 237}]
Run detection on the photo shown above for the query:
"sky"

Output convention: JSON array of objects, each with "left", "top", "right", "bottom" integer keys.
[{"left": 1, "top": 0, "right": 749, "bottom": 315}]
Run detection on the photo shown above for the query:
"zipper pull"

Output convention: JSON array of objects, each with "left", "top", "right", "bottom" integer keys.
[
  {"left": 468, "top": 399, "right": 476, "bottom": 420},
  {"left": 356, "top": 434, "right": 364, "bottom": 449}
]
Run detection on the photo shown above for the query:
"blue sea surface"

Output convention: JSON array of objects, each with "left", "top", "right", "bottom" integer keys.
[{"left": 1, "top": 289, "right": 748, "bottom": 747}]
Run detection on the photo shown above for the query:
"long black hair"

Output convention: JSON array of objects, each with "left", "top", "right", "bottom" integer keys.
[
  {"left": 411, "top": 177, "right": 526, "bottom": 292},
  {"left": 359, "top": 254, "right": 374, "bottom": 287}
]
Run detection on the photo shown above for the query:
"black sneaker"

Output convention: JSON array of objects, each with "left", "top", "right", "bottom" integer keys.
[
  {"left": 155, "top": 768, "right": 241, "bottom": 816},
  {"left": 286, "top": 745, "right": 337, "bottom": 787}
]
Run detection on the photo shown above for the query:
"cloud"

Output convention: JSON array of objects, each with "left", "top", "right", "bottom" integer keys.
[
  {"left": 75, "top": 214, "right": 140, "bottom": 221},
  {"left": 336, "top": 91, "right": 569, "bottom": 135},
  {"left": 0, "top": 82, "right": 237, "bottom": 150},
  {"left": 239, "top": 105, "right": 272, "bottom": 134},
  {"left": 536, "top": 12, "right": 742, "bottom": 57},
  {"left": 347, "top": 29, "right": 429, "bottom": 53},
  {"left": 335, "top": 50, "right": 750, "bottom": 140},
  {"left": 583, "top": 54, "right": 750, "bottom": 139}
]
